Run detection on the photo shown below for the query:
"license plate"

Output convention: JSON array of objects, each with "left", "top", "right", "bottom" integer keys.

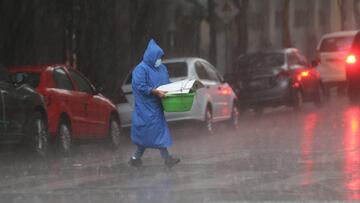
[{"left": 249, "top": 79, "right": 268, "bottom": 88}]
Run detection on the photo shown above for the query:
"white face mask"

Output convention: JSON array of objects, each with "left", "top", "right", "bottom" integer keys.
[{"left": 155, "top": 59, "right": 162, "bottom": 68}]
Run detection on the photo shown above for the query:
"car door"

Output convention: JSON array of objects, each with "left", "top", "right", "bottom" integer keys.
[
  {"left": 53, "top": 67, "right": 89, "bottom": 137},
  {"left": 194, "top": 61, "right": 223, "bottom": 120},
  {"left": 202, "top": 61, "right": 232, "bottom": 120},
  {"left": 0, "top": 80, "right": 24, "bottom": 133},
  {"left": 68, "top": 69, "right": 106, "bottom": 137},
  {"left": 318, "top": 35, "right": 353, "bottom": 82}
]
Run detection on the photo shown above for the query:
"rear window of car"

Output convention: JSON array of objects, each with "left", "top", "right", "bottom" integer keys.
[
  {"left": 12, "top": 72, "right": 41, "bottom": 88},
  {"left": 164, "top": 62, "right": 188, "bottom": 78},
  {"left": 236, "top": 53, "right": 285, "bottom": 70},
  {"left": 319, "top": 36, "right": 354, "bottom": 52}
]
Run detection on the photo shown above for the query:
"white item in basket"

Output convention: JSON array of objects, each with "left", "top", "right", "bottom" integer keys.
[{"left": 157, "top": 79, "right": 204, "bottom": 95}]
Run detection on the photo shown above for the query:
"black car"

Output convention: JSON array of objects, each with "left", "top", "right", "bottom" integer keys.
[
  {"left": 345, "top": 31, "right": 360, "bottom": 102},
  {"left": 0, "top": 67, "right": 48, "bottom": 156},
  {"left": 226, "top": 48, "right": 325, "bottom": 115}
]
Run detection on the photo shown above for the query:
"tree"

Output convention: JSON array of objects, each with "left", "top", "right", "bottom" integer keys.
[
  {"left": 208, "top": 0, "right": 217, "bottom": 65},
  {"left": 233, "top": 0, "right": 249, "bottom": 56},
  {"left": 282, "top": 0, "right": 292, "bottom": 48},
  {"left": 354, "top": 0, "right": 360, "bottom": 28}
]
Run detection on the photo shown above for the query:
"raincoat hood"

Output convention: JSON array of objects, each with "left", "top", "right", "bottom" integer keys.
[{"left": 143, "top": 39, "right": 164, "bottom": 67}]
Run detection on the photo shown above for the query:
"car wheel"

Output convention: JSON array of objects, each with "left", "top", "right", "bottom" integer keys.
[
  {"left": 204, "top": 107, "right": 214, "bottom": 134},
  {"left": 58, "top": 119, "right": 72, "bottom": 155},
  {"left": 31, "top": 112, "right": 49, "bottom": 157},
  {"left": 227, "top": 102, "right": 239, "bottom": 129},
  {"left": 314, "top": 85, "right": 326, "bottom": 108},
  {"left": 107, "top": 118, "right": 121, "bottom": 149},
  {"left": 292, "top": 89, "right": 303, "bottom": 111}
]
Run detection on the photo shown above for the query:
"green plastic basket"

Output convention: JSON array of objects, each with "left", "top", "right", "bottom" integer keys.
[{"left": 161, "top": 92, "right": 195, "bottom": 112}]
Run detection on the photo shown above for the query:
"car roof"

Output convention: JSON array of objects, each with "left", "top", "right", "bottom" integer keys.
[
  {"left": 237, "top": 48, "right": 298, "bottom": 59},
  {"left": 320, "top": 30, "right": 359, "bottom": 39},
  {"left": 163, "top": 57, "right": 207, "bottom": 64}
]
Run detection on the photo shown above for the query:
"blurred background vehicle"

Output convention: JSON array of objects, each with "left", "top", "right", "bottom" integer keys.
[
  {"left": 225, "top": 48, "right": 325, "bottom": 116},
  {"left": 9, "top": 65, "right": 122, "bottom": 155},
  {"left": 117, "top": 57, "right": 239, "bottom": 133},
  {"left": 316, "top": 31, "right": 357, "bottom": 96},
  {"left": 345, "top": 30, "right": 360, "bottom": 102},
  {"left": 0, "top": 67, "right": 48, "bottom": 157}
]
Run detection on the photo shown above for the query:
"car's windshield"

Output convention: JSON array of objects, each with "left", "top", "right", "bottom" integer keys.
[
  {"left": 236, "top": 53, "right": 285, "bottom": 70},
  {"left": 319, "top": 36, "right": 354, "bottom": 52}
]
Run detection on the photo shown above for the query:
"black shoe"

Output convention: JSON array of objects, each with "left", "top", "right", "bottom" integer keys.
[
  {"left": 128, "top": 157, "right": 142, "bottom": 167},
  {"left": 164, "top": 157, "right": 180, "bottom": 169}
]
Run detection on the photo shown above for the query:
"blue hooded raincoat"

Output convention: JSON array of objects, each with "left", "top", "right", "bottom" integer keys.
[{"left": 131, "top": 39, "right": 173, "bottom": 148}]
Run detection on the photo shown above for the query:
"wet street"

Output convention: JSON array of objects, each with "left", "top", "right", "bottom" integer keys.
[{"left": 1, "top": 95, "right": 360, "bottom": 202}]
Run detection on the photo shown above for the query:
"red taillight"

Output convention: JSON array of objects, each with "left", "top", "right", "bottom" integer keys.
[
  {"left": 300, "top": 71, "right": 309, "bottom": 77},
  {"left": 221, "top": 87, "right": 231, "bottom": 95},
  {"left": 292, "top": 82, "right": 300, "bottom": 88},
  {"left": 346, "top": 54, "right": 357, "bottom": 64},
  {"left": 296, "top": 70, "right": 310, "bottom": 82}
]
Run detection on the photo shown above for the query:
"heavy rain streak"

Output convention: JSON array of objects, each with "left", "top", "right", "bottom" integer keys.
[{"left": 2, "top": 0, "right": 360, "bottom": 202}]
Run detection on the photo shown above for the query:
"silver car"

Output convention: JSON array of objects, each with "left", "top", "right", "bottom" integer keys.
[{"left": 117, "top": 57, "right": 239, "bottom": 133}]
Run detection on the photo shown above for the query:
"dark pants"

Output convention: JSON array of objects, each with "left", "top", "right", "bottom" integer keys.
[{"left": 132, "top": 145, "right": 171, "bottom": 160}]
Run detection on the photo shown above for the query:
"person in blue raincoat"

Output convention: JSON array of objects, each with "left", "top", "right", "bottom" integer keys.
[{"left": 128, "top": 39, "right": 180, "bottom": 168}]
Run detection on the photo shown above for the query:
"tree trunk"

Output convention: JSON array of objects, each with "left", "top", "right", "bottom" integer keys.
[
  {"left": 208, "top": 0, "right": 217, "bottom": 65},
  {"left": 234, "top": 0, "right": 249, "bottom": 56},
  {"left": 282, "top": 0, "right": 292, "bottom": 48}
]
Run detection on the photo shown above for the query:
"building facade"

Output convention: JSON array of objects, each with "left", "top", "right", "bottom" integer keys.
[{"left": 247, "top": 0, "right": 358, "bottom": 60}]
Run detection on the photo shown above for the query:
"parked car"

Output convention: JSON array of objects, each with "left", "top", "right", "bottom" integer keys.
[
  {"left": 345, "top": 30, "right": 360, "bottom": 102},
  {"left": 0, "top": 67, "right": 48, "bottom": 156},
  {"left": 8, "top": 65, "right": 122, "bottom": 154},
  {"left": 226, "top": 48, "right": 325, "bottom": 115},
  {"left": 117, "top": 57, "right": 239, "bottom": 133},
  {"left": 316, "top": 30, "right": 357, "bottom": 94}
]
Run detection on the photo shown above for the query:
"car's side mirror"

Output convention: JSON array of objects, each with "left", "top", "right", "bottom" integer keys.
[{"left": 311, "top": 59, "right": 319, "bottom": 68}]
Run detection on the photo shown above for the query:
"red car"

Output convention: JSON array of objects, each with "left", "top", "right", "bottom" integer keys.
[{"left": 8, "top": 65, "right": 122, "bottom": 154}]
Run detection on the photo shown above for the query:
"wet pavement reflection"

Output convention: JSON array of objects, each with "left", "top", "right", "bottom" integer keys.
[
  {"left": 301, "top": 113, "right": 319, "bottom": 186},
  {"left": 344, "top": 107, "right": 360, "bottom": 200},
  {"left": 2, "top": 96, "right": 360, "bottom": 202}
]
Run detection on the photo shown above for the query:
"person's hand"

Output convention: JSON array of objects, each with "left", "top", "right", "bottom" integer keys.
[{"left": 152, "top": 89, "right": 167, "bottom": 98}]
